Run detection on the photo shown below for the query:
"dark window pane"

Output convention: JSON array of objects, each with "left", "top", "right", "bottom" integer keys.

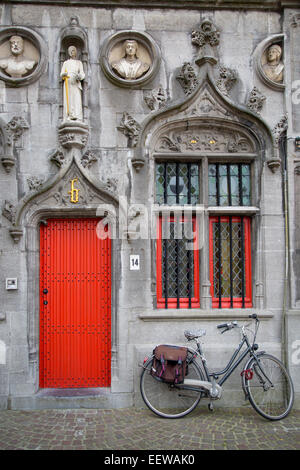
[
  {"left": 156, "top": 162, "right": 200, "bottom": 204},
  {"left": 162, "top": 221, "right": 194, "bottom": 299},
  {"left": 209, "top": 163, "right": 251, "bottom": 207}
]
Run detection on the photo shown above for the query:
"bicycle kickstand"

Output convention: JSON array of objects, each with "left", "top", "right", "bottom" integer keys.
[{"left": 208, "top": 402, "right": 214, "bottom": 412}]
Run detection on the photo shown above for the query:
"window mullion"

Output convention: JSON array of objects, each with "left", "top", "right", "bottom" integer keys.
[
  {"left": 238, "top": 164, "right": 243, "bottom": 206},
  {"left": 227, "top": 163, "right": 232, "bottom": 206}
]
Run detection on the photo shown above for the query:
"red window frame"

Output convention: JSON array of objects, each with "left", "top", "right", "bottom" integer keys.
[
  {"left": 209, "top": 216, "right": 252, "bottom": 308},
  {"left": 156, "top": 215, "right": 200, "bottom": 309}
]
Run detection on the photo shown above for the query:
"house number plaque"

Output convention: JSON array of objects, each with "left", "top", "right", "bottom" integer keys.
[{"left": 130, "top": 255, "right": 140, "bottom": 270}]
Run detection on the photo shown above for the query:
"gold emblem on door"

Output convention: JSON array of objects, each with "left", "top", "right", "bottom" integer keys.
[{"left": 69, "top": 178, "right": 80, "bottom": 203}]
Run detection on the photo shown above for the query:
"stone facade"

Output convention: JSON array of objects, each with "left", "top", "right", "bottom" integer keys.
[{"left": 0, "top": 1, "right": 299, "bottom": 410}]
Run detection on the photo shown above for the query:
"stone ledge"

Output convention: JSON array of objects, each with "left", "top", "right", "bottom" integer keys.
[
  {"left": 3, "top": 0, "right": 300, "bottom": 10},
  {"left": 139, "top": 310, "right": 274, "bottom": 321}
]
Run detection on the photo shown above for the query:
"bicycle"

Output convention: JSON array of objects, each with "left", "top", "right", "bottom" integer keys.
[{"left": 140, "top": 314, "right": 294, "bottom": 421}]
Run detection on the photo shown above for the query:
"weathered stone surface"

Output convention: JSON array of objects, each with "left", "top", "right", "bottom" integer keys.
[{"left": 0, "top": 1, "right": 299, "bottom": 411}]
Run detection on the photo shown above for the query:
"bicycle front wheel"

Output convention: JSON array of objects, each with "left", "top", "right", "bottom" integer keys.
[
  {"left": 245, "top": 353, "right": 294, "bottom": 421},
  {"left": 140, "top": 356, "right": 204, "bottom": 419}
]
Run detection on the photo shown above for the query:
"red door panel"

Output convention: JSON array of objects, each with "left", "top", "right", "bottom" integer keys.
[{"left": 39, "top": 218, "right": 111, "bottom": 388}]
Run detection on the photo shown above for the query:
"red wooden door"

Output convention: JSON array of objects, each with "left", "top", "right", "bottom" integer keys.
[{"left": 39, "top": 218, "right": 111, "bottom": 388}]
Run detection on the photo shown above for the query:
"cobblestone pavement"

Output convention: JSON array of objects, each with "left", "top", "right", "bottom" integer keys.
[{"left": 0, "top": 406, "right": 299, "bottom": 451}]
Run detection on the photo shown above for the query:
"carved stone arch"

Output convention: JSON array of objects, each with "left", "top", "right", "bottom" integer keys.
[
  {"left": 151, "top": 118, "right": 258, "bottom": 155},
  {"left": 16, "top": 156, "right": 121, "bottom": 393},
  {"left": 133, "top": 67, "right": 275, "bottom": 170},
  {"left": 14, "top": 154, "right": 119, "bottom": 230}
]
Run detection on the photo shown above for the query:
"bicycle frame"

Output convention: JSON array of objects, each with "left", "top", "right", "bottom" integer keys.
[{"left": 187, "top": 329, "right": 256, "bottom": 390}]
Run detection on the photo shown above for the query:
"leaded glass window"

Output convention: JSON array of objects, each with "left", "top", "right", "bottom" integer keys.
[
  {"left": 157, "top": 216, "right": 200, "bottom": 309},
  {"left": 208, "top": 163, "right": 251, "bottom": 206},
  {"left": 156, "top": 162, "right": 199, "bottom": 205},
  {"left": 210, "top": 216, "right": 252, "bottom": 308}
]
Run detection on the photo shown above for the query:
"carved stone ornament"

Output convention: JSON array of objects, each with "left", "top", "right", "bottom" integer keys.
[
  {"left": 0, "top": 26, "right": 47, "bottom": 87},
  {"left": 81, "top": 150, "right": 98, "bottom": 169},
  {"left": 246, "top": 87, "right": 266, "bottom": 115},
  {"left": 190, "top": 88, "right": 231, "bottom": 118},
  {"left": 290, "top": 13, "right": 300, "bottom": 28},
  {"left": 50, "top": 149, "right": 66, "bottom": 168},
  {"left": 272, "top": 114, "right": 288, "bottom": 146},
  {"left": 48, "top": 167, "right": 110, "bottom": 208},
  {"left": 58, "top": 121, "right": 89, "bottom": 149},
  {"left": 2, "top": 200, "right": 16, "bottom": 225},
  {"left": 266, "top": 114, "right": 287, "bottom": 173},
  {"left": 0, "top": 116, "right": 29, "bottom": 173},
  {"left": 254, "top": 34, "right": 285, "bottom": 91},
  {"left": 154, "top": 126, "right": 255, "bottom": 154},
  {"left": 216, "top": 66, "right": 237, "bottom": 97},
  {"left": 144, "top": 86, "right": 168, "bottom": 111},
  {"left": 2, "top": 199, "right": 23, "bottom": 242},
  {"left": 117, "top": 112, "right": 141, "bottom": 147},
  {"left": 100, "top": 30, "right": 161, "bottom": 88},
  {"left": 100, "top": 177, "right": 118, "bottom": 193},
  {"left": 294, "top": 163, "right": 300, "bottom": 175},
  {"left": 191, "top": 19, "right": 220, "bottom": 66},
  {"left": 176, "top": 62, "right": 199, "bottom": 96},
  {"left": 27, "top": 176, "right": 44, "bottom": 192},
  {"left": 6, "top": 116, "right": 29, "bottom": 146}
]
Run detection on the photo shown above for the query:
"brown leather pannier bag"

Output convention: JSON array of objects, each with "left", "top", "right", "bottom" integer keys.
[{"left": 151, "top": 344, "right": 188, "bottom": 384}]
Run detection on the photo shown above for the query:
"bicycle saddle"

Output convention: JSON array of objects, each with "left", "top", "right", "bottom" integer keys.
[{"left": 184, "top": 329, "right": 206, "bottom": 341}]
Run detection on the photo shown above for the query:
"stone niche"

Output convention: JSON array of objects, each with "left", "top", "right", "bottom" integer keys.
[
  {"left": 0, "top": 26, "right": 47, "bottom": 87},
  {"left": 100, "top": 30, "right": 161, "bottom": 88}
]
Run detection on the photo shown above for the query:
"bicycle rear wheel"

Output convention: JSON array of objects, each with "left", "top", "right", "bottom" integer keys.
[
  {"left": 245, "top": 353, "right": 294, "bottom": 421},
  {"left": 140, "top": 356, "right": 204, "bottom": 419}
]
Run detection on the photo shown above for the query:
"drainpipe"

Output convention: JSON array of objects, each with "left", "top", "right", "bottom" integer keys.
[{"left": 280, "top": 134, "right": 290, "bottom": 369}]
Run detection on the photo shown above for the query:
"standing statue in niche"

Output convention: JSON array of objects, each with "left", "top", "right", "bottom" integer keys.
[
  {"left": 60, "top": 45, "right": 85, "bottom": 121},
  {"left": 262, "top": 44, "right": 284, "bottom": 83},
  {"left": 112, "top": 40, "right": 150, "bottom": 80},
  {"left": 0, "top": 35, "right": 36, "bottom": 78}
]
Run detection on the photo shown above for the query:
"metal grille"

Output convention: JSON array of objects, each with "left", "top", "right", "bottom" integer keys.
[
  {"left": 208, "top": 163, "right": 250, "bottom": 206},
  {"left": 211, "top": 216, "right": 252, "bottom": 308},
  {"left": 158, "top": 217, "right": 199, "bottom": 309},
  {"left": 156, "top": 162, "right": 199, "bottom": 205},
  {"left": 39, "top": 218, "right": 111, "bottom": 388}
]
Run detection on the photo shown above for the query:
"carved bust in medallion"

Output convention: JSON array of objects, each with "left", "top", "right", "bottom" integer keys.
[
  {"left": 0, "top": 35, "right": 37, "bottom": 78},
  {"left": 111, "top": 39, "right": 150, "bottom": 80},
  {"left": 262, "top": 44, "right": 284, "bottom": 83}
]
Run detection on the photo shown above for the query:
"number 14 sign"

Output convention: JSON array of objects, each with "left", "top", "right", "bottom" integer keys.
[{"left": 130, "top": 255, "right": 140, "bottom": 270}]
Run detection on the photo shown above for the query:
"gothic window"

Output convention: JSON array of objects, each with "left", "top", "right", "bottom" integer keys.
[{"left": 155, "top": 157, "right": 254, "bottom": 310}]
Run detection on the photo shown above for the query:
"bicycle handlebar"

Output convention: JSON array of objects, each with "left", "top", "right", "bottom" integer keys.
[
  {"left": 217, "top": 315, "right": 259, "bottom": 334},
  {"left": 217, "top": 321, "right": 238, "bottom": 333}
]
